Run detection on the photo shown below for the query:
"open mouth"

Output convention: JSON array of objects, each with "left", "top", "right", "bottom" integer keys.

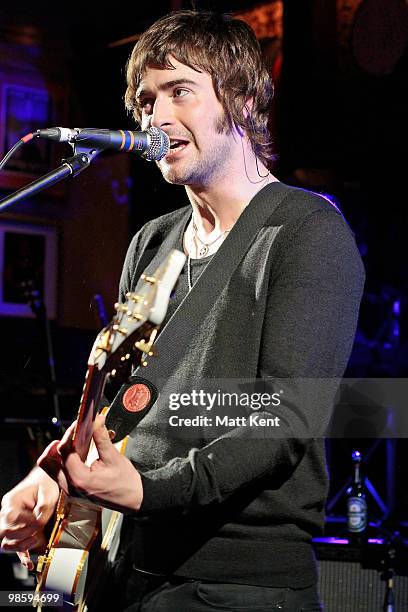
[{"left": 167, "top": 138, "right": 189, "bottom": 154}]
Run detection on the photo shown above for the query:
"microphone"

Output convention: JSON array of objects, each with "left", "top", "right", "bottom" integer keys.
[{"left": 35, "top": 126, "right": 169, "bottom": 161}]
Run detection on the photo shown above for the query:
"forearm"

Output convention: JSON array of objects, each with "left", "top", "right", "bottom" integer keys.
[
  {"left": 138, "top": 435, "right": 305, "bottom": 515},
  {"left": 137, "top": 376, "right": 339, "bottom": 515}
]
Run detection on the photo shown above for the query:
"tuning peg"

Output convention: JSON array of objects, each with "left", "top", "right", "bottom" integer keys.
[
  {"left": 141, "top": 274, "right": 156, "bottom": 284},
  {"left": 96, "top": 329, "right": 111, "bottom": 352},
  {"left": 126, "top": 292, "right": 142, "bottom": 302},
  {"left": 134, "top": 339, "right": 155, "bottom": 356},
  {"left": 115, "top": 304, "right": 129, "bottom": 313},
  {"left": 128, "top": 312, "right": 144, "bottom": 321}
]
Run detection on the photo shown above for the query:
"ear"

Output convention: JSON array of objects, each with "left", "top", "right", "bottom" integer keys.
[{"left": 236, "top": 98, "right": 254, "bottom": 137}]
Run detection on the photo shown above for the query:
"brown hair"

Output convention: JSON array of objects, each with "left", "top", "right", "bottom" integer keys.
[{"left": 125, "top": 10, "right": 275, "bottom": 168}]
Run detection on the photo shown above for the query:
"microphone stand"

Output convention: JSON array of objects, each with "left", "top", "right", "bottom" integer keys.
[
  {"left": 0, "top": 149, "right": 97, "bottom": 211},
  {"left": 0, "top": 146, "right": 100, "bottom": 428},
  {"left": 20, "top": 280, "right": 65, "bottom": 435}
]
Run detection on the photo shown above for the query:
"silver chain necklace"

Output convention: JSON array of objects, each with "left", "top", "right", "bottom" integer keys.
[
  {"left": 187, "top": 221, "right": 230, "bottom": 291},
  {"left": 192, "top": 220, "right": 231, "bottom": 257}
]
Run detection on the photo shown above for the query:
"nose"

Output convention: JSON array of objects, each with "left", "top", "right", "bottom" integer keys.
[{"left": 150, "top": 95, "right": 175, "bottom": 130}]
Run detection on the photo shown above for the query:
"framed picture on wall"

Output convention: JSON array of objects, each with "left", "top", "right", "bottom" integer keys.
[
  {"left": 0, "top": 84, "right": 53, "bottom": 175},
  {"left": 0, "top": 221, "right": 57, "bottom": 318}
]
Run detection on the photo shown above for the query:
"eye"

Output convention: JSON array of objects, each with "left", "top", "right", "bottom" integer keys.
[{"left": 173, "top": 88, "right": 189, "bottom": 99}]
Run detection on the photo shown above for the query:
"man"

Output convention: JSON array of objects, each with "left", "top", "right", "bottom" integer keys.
[{"left": 0, "top": 10, "right": 365, "bottom": 611}]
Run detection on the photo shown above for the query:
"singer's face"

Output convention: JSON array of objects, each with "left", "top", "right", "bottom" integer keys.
[{"left": 136, "top": 57, "right": 234, "bottom": 186}]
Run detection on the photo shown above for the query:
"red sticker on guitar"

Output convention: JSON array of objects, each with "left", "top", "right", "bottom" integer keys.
[{"left": 122, "top": 384, "right": 151, "bottom": 412}]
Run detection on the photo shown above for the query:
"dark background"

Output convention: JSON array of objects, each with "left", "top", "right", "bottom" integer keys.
[
  {"left": 0, "top": 0, "right": 407, "bottom": 544},
  {"left": 1, "top": 0, "right": 407, "bottom": 288}
]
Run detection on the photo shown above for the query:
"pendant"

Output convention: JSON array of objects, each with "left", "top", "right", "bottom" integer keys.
[{"left": 198, "top": 245, "right": 209, "bottom": 257}]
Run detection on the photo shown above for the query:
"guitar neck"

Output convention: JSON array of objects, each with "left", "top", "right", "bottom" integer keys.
[{"left": 72, "top": 364, "right": 107, "bottom": 462}]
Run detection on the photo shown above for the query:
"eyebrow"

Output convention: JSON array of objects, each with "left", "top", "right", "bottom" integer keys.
[{"left": 136, "top": 78, "right": 199, "bottom": 100}]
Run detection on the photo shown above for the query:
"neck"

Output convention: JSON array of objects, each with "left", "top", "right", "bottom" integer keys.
[{"left": 185, "top": 156, "right": 278, "bottom": 235}]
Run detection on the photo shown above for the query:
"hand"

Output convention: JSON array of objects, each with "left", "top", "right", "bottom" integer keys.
[
  {"left": 37, "top": 413, "right": 143, "bottom": 513},
  {"left": 0, "top": 467, "right": 60, "bottom": 570}
]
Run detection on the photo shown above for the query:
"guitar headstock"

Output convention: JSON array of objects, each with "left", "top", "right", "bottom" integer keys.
[{"left": 89, "top": 249, "right": 185, "bottom": 374}]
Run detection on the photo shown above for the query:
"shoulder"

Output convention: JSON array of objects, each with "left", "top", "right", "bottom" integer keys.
[
  {"left": 143, "top": 205, "right": 191, "bottom": 233},
  {"left": 119, "top": 205, "right": 190, "bottom": 299},
  {"left": 262, "top": 182, "right": 358, "bottom": 250},
  {"left": 264, "top": 184, "right": 365, "bottom": 288},
  {"left": 138, "top": 205, "right": 191, "bottom": 244},
  {"left": 125, "top": 205, "right": 190, "bottom": 256},
  {"left": 263, "top": 182, "right": 344, "bottom": 226}
]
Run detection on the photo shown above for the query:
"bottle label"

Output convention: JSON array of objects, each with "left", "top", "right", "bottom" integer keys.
[{"left": 347, "top": 497, "right": 367, "bottom": 532}]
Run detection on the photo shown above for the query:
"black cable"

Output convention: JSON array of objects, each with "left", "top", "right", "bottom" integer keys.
[{"left": 0, "top": 133, "right": 36, "bottom": 171}]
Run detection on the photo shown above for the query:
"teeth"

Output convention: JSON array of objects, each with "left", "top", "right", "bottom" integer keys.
[{"left": 170, "top": 140, "right": 187, "bottom": 150}]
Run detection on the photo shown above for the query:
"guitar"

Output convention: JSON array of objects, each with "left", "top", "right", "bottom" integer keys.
[{"left": 34, "top": 249, "right": 186, "bottom": 611}]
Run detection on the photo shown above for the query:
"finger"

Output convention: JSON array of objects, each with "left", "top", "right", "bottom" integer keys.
[
  {"left": 0, "top": 506, "right": 42, "bottom": 529},
  {"left": 62, "top": 452, "right": 92, "bottom": 490},
  {"left": 2, "top": 535, "right": 38, "bottom": 553},
  {"left": 0, "top": 507, "right": 44, "bottom": 542},
  {"left": 37, "top": 442, "right": 70, "bottom": 493},
  {"left": 93, "top": 412, "right": 106, "bottom": 429},
  {"left": 17, "top": 550, "right": 34, "bottom": 571},
  {"left": 56, "top": 420, "right": 77, "bottom": 456},
  {"left": 91, "top": 416, "right": 116, "bottom": 464},
  {"left": 37, "top": 440, "right": 62, "bottom": 479},
  {"left": 0, "top": 522, "right": 41, "bottom": 542}
]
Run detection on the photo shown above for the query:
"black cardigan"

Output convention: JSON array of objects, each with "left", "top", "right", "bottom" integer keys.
[{"left": 116, "top": 182, "right": 365, "bottom": 587}]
